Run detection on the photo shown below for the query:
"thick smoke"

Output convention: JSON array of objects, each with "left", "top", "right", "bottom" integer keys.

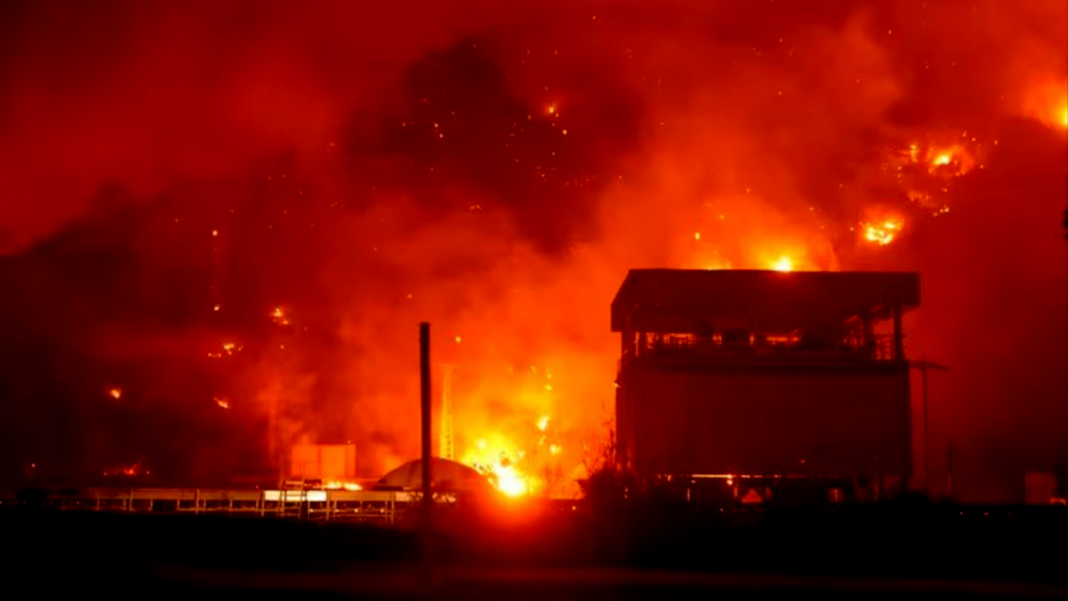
[{"left": 0, "top": 0, "right": 1064, "bottom": 502}]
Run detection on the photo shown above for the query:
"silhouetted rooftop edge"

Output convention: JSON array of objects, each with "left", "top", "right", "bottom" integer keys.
[{"left": 612, "top": 269, "right": 920, "bottom": 332}]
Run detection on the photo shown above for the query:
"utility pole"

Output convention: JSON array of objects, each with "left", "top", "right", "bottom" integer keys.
[
  {"left": 909, "top": 357, "right": 949, "bottom": 496},
  {"left": 419, "top": 323, "right": 433, "bottom": 580}
]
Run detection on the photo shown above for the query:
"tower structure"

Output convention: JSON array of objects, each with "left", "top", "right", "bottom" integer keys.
[
  {"left": 439, "top": 364, "right": 457, "bottom": 461},
  {"left": 612, "top": 269, "right": 920, "bottom": 499}
]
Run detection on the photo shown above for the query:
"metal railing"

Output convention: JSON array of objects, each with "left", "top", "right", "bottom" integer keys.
[
  {"left": 22, "top": 488, "right": 413, "bottom": 523},
  {"left": 621, "top": 334, "right": 900, "bottom": 366}
]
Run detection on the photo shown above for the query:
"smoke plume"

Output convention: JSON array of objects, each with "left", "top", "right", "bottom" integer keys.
[{"left": 0, "top": 0, "right": 1064, "bottom": 502}]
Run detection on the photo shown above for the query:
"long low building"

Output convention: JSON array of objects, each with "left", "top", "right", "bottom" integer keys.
[{"left": 7, "top": 487, "right": 413, "bottom": 523}]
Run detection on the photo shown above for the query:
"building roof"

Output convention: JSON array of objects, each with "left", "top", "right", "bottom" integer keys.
[{"left": 611, "top": 269, "right": 920, "bottom": 333}]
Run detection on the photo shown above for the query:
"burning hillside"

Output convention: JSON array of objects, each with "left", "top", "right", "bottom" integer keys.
[{"left": 0, "top": 0, "right": 1064, "bottom": 502}]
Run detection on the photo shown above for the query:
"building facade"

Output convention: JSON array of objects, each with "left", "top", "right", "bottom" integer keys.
[{"left": 612, "top": 269, "right": 920, "bottom": 496}]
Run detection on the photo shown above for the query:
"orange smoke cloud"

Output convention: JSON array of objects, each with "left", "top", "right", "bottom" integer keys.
[{"left": 0, "top": 0, "right": 1063, "bottom": 503}]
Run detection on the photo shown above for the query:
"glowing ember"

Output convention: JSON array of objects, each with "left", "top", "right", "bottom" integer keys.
[
  {"left": 694, "top": 231, "right": 701, "bottom": 241},
  {"left": 208, "top": 342, "right": 243, "bottom": 359},
  {"left": 862, "top": 218, "right": 904, "bottom": 246},
  {"left": 271, "top": 306, "right": 291, "bottom": 325},
  {"left": 213, "top": 304, "right": 221, "bottom": 312},
  {"left": 771, "top": 256, "right": 794, "bottom": 272},
  {"left": 537, "top": 415, "right": 550, "bottom": 431},
  {"left": 108, "top": 387, "right": 122, "bottom": 400},
  {"left": 104, "top": 458, "right": 149, "bottom": 477},
  {"left": 454, "top": 335, "right": 462, "bottom": 344},
  {"left": 550, "top": 444, "right": 562, "bottom": 456},
  {"left": 546, "top": 102, "right": 557, "bottom": 115},
  {"left": 214, "top": 396, "right": 230, "bottom": 409}
]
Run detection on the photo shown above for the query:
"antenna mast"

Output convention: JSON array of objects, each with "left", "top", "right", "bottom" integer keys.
[{"left": 439, "top": 364, "right": 457, "bottom": 461}]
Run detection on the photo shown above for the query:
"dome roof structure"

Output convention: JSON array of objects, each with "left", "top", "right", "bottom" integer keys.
[{"left": 377, "top": 457, "right": 491, "bottom": 492}]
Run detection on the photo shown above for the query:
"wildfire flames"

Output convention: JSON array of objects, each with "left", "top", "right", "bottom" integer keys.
[
  {"left": 771, "top": 256, "right": 795, "bottom": 273},
  {"left": 458, "top": 407, "right": 571, "bottom": 498},
  {"left": 862, "top": 218, "right": 905, "bottom": 246},
  {"left": 464, "top": 438, "right": 533, "bottom": 498},
  {"left": 0, "top": 1, "right": 1064, "bottom": 504},
  {"left": 207, "top": 341, "right": 243, "bottom": 359}
]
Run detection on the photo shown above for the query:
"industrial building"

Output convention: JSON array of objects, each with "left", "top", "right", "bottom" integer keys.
[{"left": 612, "top": 269, "right": 920, "bottom": 501}]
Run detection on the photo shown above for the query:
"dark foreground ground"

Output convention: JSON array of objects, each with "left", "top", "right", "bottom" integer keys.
[{"left": 3, "top": 500, "right": 1067, "bottom": 599}]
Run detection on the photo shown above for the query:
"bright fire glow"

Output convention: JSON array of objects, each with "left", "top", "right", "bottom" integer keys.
[
  {"left": 862, "top": 218, "right": 904, "bottom": 246},
  {"left": 323, "top": 480, "right": 363, "bottom": 491},
  {"left": 214, "top": 396, "right": 230, "bottom": 409},
  {"left": 901, "top": 140, "right": 977, "bottom": 178},
  {"left": 771, "top": 256, "right": 794, "bottom": 272},
  {"left": 108, "top": 387, "right": 122, "bottom": 399},
  {"left": 494, "top": 464, "right": 528, "bottom": 497},
  {"left": 537, "top": 415, "right": 550, "bottom": 431},
  {"left": 1020, "top": 80, "right": 1068, "bottom": 130},
  {"left": 463, "top": 434, "right": 541, "bottom": 497},
  {"left": 925, "top": 144, "right": 973, "bottom": 174}
]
